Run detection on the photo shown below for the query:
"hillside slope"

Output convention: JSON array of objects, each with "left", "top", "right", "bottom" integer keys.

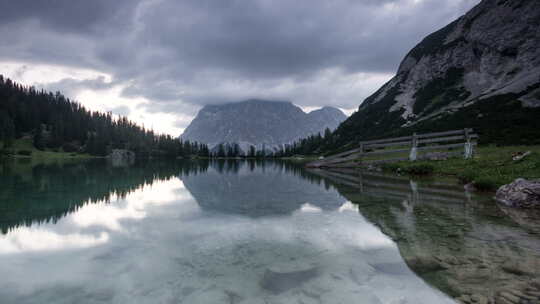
[{"left": 331, "top": 0, "right": 540, "bottom": 148}]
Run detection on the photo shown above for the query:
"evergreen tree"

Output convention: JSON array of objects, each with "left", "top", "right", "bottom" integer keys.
[
  {"left": 33, "top": 124, "right": 45, "bottom": 150},
  {"left": 217, "top": 144, "right": 226, "bottom": 157},
  {"left": 0, "top": 110, "right": 15, "bottom": 147},
  {"left": 0, "top": 75, "right": 207, "bottom": 158},
  {"left": 248, "top": 145, "right": 256, "bottom": 158}
]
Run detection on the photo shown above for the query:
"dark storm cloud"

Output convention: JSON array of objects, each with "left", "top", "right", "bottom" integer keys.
[
  {"left": 0, "top": 0, "right": 136, "bottom": 33},
  {"left": 0, "top": 0, "right": 480, "bottom": 113}
]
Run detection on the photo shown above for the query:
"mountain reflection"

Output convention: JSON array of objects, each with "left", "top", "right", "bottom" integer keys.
[{"left": 182, "top": 160, "right": 346, "bottom": 217}]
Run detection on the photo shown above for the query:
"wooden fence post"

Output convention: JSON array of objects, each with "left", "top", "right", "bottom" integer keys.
[
  {"left": 464, "top": 128, "right": 473, "bottom": 159},
  {"left": 409, "top": 133, "right": 418, "bottom": 161}
]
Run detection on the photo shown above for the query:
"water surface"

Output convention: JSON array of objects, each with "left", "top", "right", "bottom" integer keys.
[{"left": 0, "top": 159, "right": 538, "bottom": 303}]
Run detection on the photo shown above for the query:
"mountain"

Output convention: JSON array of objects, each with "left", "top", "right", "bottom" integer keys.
[
  {"left": 329, "top": 0, "right": 540, "bottom": 148},
  {"left": 180, "top": 99, "right": 346, "bottom": 152}
]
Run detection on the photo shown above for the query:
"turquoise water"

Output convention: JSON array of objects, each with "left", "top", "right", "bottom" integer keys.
[{"left": 0, "top": 159, "right": 537, "bottom": 303}]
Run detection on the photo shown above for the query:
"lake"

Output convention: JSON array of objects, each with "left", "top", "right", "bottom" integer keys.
[{"left": 0, "top": 159, "right": 539, "bottom": 304}]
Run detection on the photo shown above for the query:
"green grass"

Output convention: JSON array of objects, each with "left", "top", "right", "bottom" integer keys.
[
  {"left": 381, "top": 163, "right": 435, "bottom": 175},
  {"left": 1, "top": 137, "right": 97, "bottom": 160},
  {"left": 381, "top": 145, "right": 540, "bottom": 190}
]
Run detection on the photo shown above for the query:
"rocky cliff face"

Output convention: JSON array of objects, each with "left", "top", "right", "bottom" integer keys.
[
  {"left": 333, "top": 0, "right": 540, "bottom": 146},
  {"left": 181, "top": 99, "right": 346, "bottom": 152}
]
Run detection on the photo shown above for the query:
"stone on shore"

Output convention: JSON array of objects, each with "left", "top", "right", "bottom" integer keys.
[
  {"left": 495, "top": 178, "right": 540, "bottom": 208},
  {"left": 108, "top": 149, "right": 135, "bottom": 167}
]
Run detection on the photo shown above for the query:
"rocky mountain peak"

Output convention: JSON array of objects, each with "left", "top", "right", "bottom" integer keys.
[{"left": 181, "top": 99, "right": 346, "bottom": 152}]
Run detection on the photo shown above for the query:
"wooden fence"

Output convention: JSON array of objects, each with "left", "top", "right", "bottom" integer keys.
[{"left": 307, "top": 128, "right": 478, "bottom": 168}]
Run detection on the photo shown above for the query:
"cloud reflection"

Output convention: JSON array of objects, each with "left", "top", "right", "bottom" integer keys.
[
  {"left": 0, "top": 178, "right": 187, "bottom": 254},
  {"left": 0, "top": 228, "right": 109, "bottom": 254}
]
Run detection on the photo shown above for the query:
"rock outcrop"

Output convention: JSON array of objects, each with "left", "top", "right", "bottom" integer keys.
[
  {"left": 180, "top": 99, "right": 346, "bottom": 152},
  {"left": 495, "top": 178, "right": 540, "bottom": 208}
]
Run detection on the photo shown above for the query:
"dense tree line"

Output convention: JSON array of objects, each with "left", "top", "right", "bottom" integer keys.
[
  {"left": 215, "top": 143, "right": 241, "bottom": 158},
  {"left": 211, "top": 143, "right": 272, "bottom": 158},
  {"left": 0, "top": 75, "right": 209, "bottom": 157},
  {"left": 275, "top": 128, "right": 333, "bottom": 157}
]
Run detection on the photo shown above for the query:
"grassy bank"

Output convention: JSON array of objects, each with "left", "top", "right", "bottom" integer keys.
[
  {"left": 1, "top": 137, "right": 98, "bottom": 160},
  {"left": 379, "top": 145, "right": 540, "bottom": 191}
]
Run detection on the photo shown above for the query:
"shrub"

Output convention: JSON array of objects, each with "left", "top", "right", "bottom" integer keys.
[
  {"left": 0, "top": 149, "right": 14, "bottom": 156},
  {"left": 404, "top": 164, "right": 435, "bottom": 175},
  {"left": 457, "top": 169, "right": 477, "bottom": 184},
  {"left": 380, "top": 163, "right": 434, "bottom": 175},
  {"left": 17, "top": 150, "right": 32, "bottom": 156},
  {"left": 473, "top": 177, "right": 498, "bottom": 192},
  {"left": 62, "top": 142, "right": 80, "bottom": 153},
  {"left": 380, "top": 163, "right": 400, "bottom": 172}
]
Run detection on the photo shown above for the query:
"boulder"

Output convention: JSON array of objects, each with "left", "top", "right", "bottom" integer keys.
[
  {"left": 108, "top": 149, "right": 135, "bottom": 167},
  {"left": 512, "top": 151, "right": 532, "bottom": 161},
  {"left": 495, "top": 178, "right": 540, "bottom": 208}
]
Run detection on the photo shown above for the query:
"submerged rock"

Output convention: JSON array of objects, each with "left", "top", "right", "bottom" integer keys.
[
  {"left": 260, "top": 266, "right": 319, "bottom": 294},
  {"left": 497, "top": 205, "right": 540, "bottom": 234},
  {"left": 464, "top": 182, "right": 477, "bottom": 192},
  {"left": 495, "top": 178, "right": 540, "bottom": 208}
]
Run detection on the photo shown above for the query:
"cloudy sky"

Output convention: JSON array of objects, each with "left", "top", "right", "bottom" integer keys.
[{"left": 0, "top": 0, "right": 479, "bottom": 135}]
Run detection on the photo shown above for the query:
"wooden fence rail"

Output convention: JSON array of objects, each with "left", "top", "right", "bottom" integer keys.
[{"left": 307, "top": 128, "right": 478, "bottom": 168}]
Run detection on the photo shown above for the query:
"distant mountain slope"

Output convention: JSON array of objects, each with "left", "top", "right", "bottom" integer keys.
[
  {"left": 181, "top": 99, "right": 346, "bottom": 151},
  {"left": 330, "top": 0, "right": 540, "bottom": 147}
]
